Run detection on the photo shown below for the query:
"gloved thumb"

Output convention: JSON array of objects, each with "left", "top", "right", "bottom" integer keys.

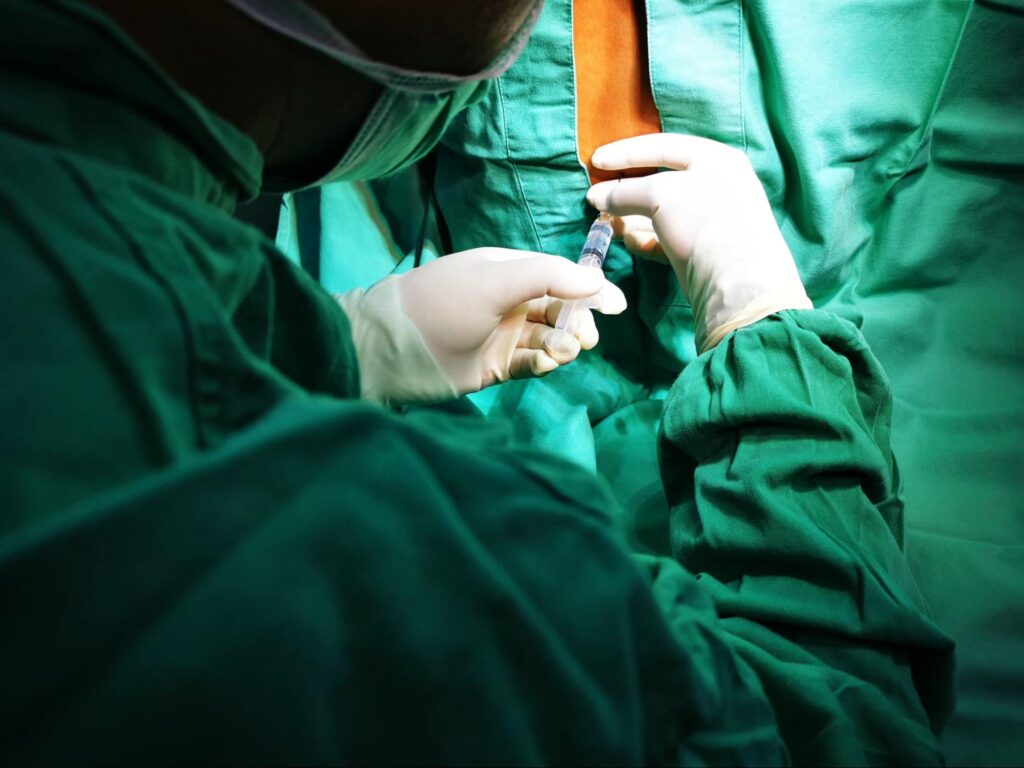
[{"left": 493, "top": 254, "right": 627, "bottom": 314}]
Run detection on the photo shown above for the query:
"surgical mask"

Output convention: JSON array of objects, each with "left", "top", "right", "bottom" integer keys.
[{"left": 222, "top": 0, "right": 542, "bottom": 189}]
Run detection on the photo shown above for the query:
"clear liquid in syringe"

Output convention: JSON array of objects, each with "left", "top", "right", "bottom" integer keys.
[{"left": 555, "top": 212, "right": 613, "bottom": 331}]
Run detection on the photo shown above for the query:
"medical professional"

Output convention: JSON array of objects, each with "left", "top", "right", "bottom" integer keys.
[{"left": 0, "top": 0, "right": 951, "bottom": 765}]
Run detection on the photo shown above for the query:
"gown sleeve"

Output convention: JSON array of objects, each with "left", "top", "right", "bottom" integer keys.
[
  {"left": 237, "top": 240, "right": 362, "bottom": 401},
  {"left": 658, "top": 309, "right": 956, "bottom": 766}
]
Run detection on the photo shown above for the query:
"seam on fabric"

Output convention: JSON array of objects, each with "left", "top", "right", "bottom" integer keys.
[
  {"left": 896, "top": 0, "right": 974, "bottom": 180},
  {"left": 496, "top": 77, "right": 544, "bottom": 252},
  {"left": 639, "top": 0, "right": 663, "bottom": 396},
  {"left": 335, "top": 92, "right": 395, "bottom": 177},
  {"left": 58, "top": 158, "right": 196, "bottom": 458},
  {"left": 738, "top": 0, "right": 748, "bottom": 152},
  {"left": 644, "top": 0, "right": 665, "bottom": 132},
  {"left": 226, "top": 0, "right": 541, "bottom": 92},
  {"left": 353, "top": 182, "right": 405, "bottom": 265},
  {"left": 261, "top": 243, "right": 277, "bottom": 362},
  {"left": 78, "top": 157, "right": 281, "bottom": 446},
  {"left": 294, "top": 188, "right": 322, "bottom": 281},
  {"left": 570, "top": 0, "right": 582, "bottom": 169},
  {"left": 568, "top": 0, "right": 604, "bottom": 200}
]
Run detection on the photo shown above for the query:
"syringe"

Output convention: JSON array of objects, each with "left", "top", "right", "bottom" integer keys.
[{"left": 555, "top": 212, "right": 614, "bottom": 331}]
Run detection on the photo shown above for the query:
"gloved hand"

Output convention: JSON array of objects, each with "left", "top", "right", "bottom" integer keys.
[
  {"left": 586, "top": 133, "right": 812, "bottom": 353},
  {"left": 338, "top": 248, "right": 627, "bottom": 405}
]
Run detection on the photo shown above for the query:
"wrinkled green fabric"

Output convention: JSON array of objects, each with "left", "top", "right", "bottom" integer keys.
[
  {"left": 0, "top": 2, "right": 785, "bottom": 765},
  {"left": 291, "top": 1, "right": 1024, "bottom": 764},
  {"left": 662, "top": 311, "right": 957, "bottom": 766},
  {"left": 855, "top": 3, "right": 1024, "bottom": 763},
  {"left": 422, "top": 1, "right": 1022, "bottom": 764},
  {"left": 431, "top": 0, "right": 977, "bottom": 475},
  {"left": 276, "top": 171, "right": 442, "bottom": 294},
  {"left": 0, "top": 1, "right": 955, "bottom": 766},
  {"left": 272, "top": 18, "right": 967, "bottom": 768}
]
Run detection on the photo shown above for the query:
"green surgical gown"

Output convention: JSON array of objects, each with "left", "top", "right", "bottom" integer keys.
[
  {"left": 331, "top": 0, "right": 1016, "bottom": 764},
  {"left": 1, "top": 0, "right": 952, "bottom": 765}
]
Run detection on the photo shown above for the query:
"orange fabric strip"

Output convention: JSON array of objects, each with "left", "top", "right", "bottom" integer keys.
[{"left": 573, "top": 0, "right": 661, "bottom": 183}]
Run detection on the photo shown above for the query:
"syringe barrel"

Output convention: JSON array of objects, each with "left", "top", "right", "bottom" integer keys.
[
  {"left": 554, "top": 213, "right": 614, "bottom": 331},
  {"left": 579, "top": 214, "right": 613, "bottom": 268}
]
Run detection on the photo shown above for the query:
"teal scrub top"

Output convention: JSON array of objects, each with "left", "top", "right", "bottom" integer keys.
[
  {"left": 0, "top": 0, "right": 953, "bottom": 765},
  {"left": 422, "top": 0, "right": 1022, "bottom": 764},
  {"left": 287, "top": 0, "right": 1024, "bottom": 762}
]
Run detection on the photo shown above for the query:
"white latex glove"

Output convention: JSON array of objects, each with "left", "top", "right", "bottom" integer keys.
[
  {"left": 586, "top": 133, "right": 812, "bottom": 353},
  {"left": 338, "top": 248, "right": 627, "bottom": 405}
]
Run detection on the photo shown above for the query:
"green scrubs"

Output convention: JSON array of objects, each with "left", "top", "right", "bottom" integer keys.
[
  {"left": 391, "top": 0, "right": 1020, "bottom": 763},
  {"left": 275, "top": 171, "right": 444, "bottom": 294},
  {"left": 1, "top": 1, "right": 951, "bottom": 765},
  {"left": 857, "top": 4, "right": 1024, "bottom": 763},
  {"left": 429, "top": 0, "right": 980, "bottom": 480}
]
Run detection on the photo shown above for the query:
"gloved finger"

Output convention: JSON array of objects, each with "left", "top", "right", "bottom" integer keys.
[
  {"left": 509, "top": 348, "right": 559, "bottom": 380},
  {"left": 585, "top": 280, "right": 627, "bottom": 315},
  {"left": 587, "top": 177, "right": 661, "bottom": 218},
  {"left": 555, "top": 304, "right": 601, "bottom": 349},
  {"left": 525, "top": 297, "right": 601, "bottom": 350},
  {"left": 527, "top": 286, "right": 624, "bottom": 321},
  {"left": 492, "top": 254, "right": 607, "bottom": 309},
  {"left": 570, "top": 308, "right": 600, "bottom": 350},
  {"left": 526, "top": 295, "right": 558, "bottom": 324},
  {"left": 613, "top": 215, "right": 668, "bottom": 263},
  {"left": 624, "top": 232, "right": 668, "bottom": 263},
  {"left": 615, "top": 214, "right": 655, "bottom": 238},
  {"left": 590, "top": 133, "right": 726, "bottom": 171},
  {"left": 468, "top": 247, "right": 560, "bottom": 263},
  {"left": 519, "top": 321, "right": 582, "bottom": 365}
]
